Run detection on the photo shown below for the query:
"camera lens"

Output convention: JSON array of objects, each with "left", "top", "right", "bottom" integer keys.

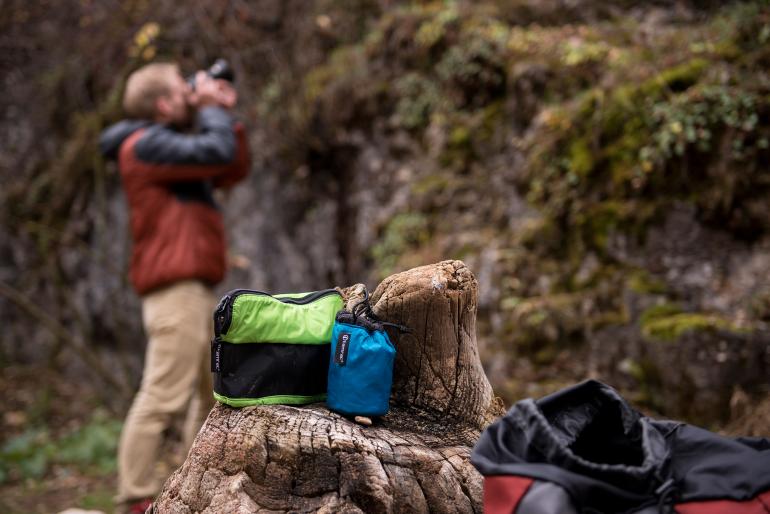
[
  {"left": 208, "top": 59, "right": 234, "bottom": 82},
  {"left": 186, "top": 59, "right": 234, "bottom": 91}
]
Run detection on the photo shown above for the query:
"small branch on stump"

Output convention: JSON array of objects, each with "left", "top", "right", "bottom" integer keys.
[{"left": 154, "top": 260, "right": 504, "bottom": 513}]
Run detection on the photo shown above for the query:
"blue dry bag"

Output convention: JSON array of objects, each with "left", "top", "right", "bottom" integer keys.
[{"left": 327, "top": 291, "right": 408, "bottom": 418}]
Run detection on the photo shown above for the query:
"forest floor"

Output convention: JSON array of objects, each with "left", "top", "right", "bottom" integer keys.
[
  {"left": 0, "top": 366, "right": 124, "bottom": 514},
  {"left": 0, "top": 473, "right": 115, "bottom": 514},
  {"left": 0, "top": 363, "right": 194, "bottom": 514}
]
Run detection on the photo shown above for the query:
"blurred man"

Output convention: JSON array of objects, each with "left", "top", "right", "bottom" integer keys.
[{"left": 99, "top": 62, "right": 250, "bottom": 513}]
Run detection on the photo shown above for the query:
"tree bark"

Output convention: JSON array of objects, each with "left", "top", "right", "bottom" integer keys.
[{"left": 153, "top": 260, "right": 503, "bottom": 513}]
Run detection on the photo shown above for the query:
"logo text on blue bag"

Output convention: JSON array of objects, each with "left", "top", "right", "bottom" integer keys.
[{"left": 335, "top": 332, "right": 351, "bottom": 366}]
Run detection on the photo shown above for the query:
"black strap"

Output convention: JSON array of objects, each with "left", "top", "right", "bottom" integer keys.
[
  {"left": 347, "top": 288, "right": 412, "bottom": 334},
  {"left": 655, "top": 478, "right": 678, "bottom": 514}
]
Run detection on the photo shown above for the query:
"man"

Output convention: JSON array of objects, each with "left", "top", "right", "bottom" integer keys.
[{"left": 99, "top": 62, "right": 250, "bottom": 513}]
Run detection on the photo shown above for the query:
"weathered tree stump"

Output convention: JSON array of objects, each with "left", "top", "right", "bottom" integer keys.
[{"left": 153, "top": 260, "right": 504, "bottom": 513}]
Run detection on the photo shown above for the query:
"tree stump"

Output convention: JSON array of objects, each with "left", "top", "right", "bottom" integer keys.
[{"left": 153, "top": 260, "right": 504, "bottom": 513}]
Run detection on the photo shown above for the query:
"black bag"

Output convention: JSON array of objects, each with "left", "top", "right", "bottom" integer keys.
[{"left": 471, "top": 380, "right": 770, "bottom": 514}]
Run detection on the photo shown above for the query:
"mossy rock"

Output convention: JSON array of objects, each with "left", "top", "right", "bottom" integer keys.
[
  {"left": 618, "top": 357, "right": 664, "bottom": 412},
  {"left": 504, "top": 293, "right": 589, "bottom": 364},
  {"left": 639, "top": 328, "right": 770, "bottom": 425},
  {"left": 626, "top": 270, "right": 668, "bottom": 295},
  {"left": 639, "top": 302, "right": 684, "bottom": 326},
  {"left": 641, "top": 311, "right": 747, "bottom": 342}
]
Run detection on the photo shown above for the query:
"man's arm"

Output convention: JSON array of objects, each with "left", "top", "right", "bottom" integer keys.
[
  {"left": 134, "top": 106, "right": 236, "bottom": 169},
  {"left": 212, "top": 122, "right": 251, "bottom": 189}
]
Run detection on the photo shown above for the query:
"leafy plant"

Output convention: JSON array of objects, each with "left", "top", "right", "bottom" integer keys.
[
  {"left": 641, "top": 85, "right": 765, "bottom": 166},
  {"left": 434, "top": 23, "right": 507, "bottom": 107},
  {"left": 0, "top": 412, "right": 121, "bottom": 484},
  {"left": 393, "top": 73, "right": 443, "bottom": 129}
]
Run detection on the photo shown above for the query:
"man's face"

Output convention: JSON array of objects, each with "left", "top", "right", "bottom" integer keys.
[{"left": 156, "top": 73, "right": 192, "bottom": 126}]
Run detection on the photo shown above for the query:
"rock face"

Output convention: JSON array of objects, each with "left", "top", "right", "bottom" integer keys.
[
  {"left": 153, "top": 260, "right": 504, "bottom": 513},
  {"left": 581, "top": 205, "right": 770, "bottom": 424},
  {"left": 590, "top": 322, "right": 770, "bottom": 424}
]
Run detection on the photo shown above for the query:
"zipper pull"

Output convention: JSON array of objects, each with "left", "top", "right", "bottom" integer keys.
[{"left": 214, "top": 295, "right": 231, "bottom": 335}]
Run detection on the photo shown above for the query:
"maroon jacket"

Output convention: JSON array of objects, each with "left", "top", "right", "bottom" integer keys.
[{"left": 99, "top": 107, "right": 250, "bottom": 295}]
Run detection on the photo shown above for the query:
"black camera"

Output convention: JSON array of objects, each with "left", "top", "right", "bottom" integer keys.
[{"left": 187, "top": 58, "right": 235, "bottom": 90}]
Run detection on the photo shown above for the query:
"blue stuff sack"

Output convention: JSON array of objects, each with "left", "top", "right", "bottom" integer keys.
[{"left": 327, "top": 291, "right": 408, "bottom": 418}]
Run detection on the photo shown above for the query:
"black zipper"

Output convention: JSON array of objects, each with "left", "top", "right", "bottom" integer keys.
[{"left": 214, "top": 288, "right": 340, "bottom": 336}]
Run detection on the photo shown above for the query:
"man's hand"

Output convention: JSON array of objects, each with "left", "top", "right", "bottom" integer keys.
[
  {"left": 189, "top": 71, "right": 238, "bottom": 110},
  {"left": 215, "top": 80, "right": 237, "bottom": 109}
]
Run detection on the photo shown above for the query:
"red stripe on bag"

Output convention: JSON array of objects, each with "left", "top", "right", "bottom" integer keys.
[
  {"left": 484, "top": 476, "right": 534, "bottom": 514},
  {"left": 676, "top": 489, "right": 770, "bottom": 514}
]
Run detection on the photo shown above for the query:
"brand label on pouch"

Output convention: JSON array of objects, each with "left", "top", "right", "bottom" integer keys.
[
  {"left": 211, "top": 340, "right": 222, "bottom": 372},
  {"left": 335, "top": 332, "right": 351, "bottom": 366}
]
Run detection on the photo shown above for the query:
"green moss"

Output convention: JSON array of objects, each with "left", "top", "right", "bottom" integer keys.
[
  {"left": 627, "top": 270, "right": 668, "bottom": 295},
  {"left": 573, "top": 59, "right": 708, "bottom": 166},
  {"left": 574, "top": 201, "right": 639, "bottom": 252},
  {"left": 440, "top": 121, "right": 475, "bottom": 167},
  {"left": 639, "top": 302, "right": 683, "bottom": 326},
  {"left": 439, "top": 101, "right": 506, "bottom": 167},
  {"left": 449, "top": 125, "right": 471, "bottom": 146},
  {"left": 588, "top": 309, "right": 630, "bottom": 330},
  {"left": 600, "top": 84, "right": 643, "bottom": 136},
  {"left": 412, "top": 172, "right": 458, "bottom": 196},
  {"left": 370, "top": 212, "right": 430, "bottom": 277},
  {"left": 568, "top": 137, "right": 594, "bottom": 177},
  {"left": 533, "top": 346, "right": 558, "bottom": 366},
  {"left": 506, "top": 293, "right": 588, "bottom": 364},
  {"left": 641, "top": 311, "right": 744, "bottom": 341},
  {"left": 640, "top": 58, "right": 709, "bottom": 96},
  {"left": 477, "top": 100, "right": 506, "bottom": 142},
  {"left": 712, "top": 39, "right": 741, "bottom": 59},
  {"left": 523, "top": 55, "right": 724, "bottom": 269},
  {"left": 303, "top": 46, "right": 365, "bottom": 103},
  {"left": 414, "top": 2, "right": 459, "bottom": 49},
  {"left": 561, "top": 39, "right": 610, "bottom": 66},
  {"left": 393, "top": 72, "right": 443, "bottom": 130},
  {"left": 622, "top": 357, "right": 665, "bottom": 411}
]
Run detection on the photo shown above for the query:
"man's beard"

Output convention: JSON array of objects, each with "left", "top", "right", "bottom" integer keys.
[{"left": 171, "top": 102, "right": 195, "bottom": 130}]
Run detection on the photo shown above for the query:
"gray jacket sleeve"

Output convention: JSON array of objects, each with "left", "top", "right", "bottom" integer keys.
[{"left": 134, "top": 107, "right": 236, "bottom": 165}]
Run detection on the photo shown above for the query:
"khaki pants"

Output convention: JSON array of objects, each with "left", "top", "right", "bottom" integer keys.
[{"left": 117, "top": 280, "right": 216, "bottom": 503}]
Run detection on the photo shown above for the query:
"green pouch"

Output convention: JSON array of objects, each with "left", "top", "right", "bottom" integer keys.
[
  {"left": 211, "top": 289, "right": 343, "bottom": 407},
  {"left": 215, "top": 289, "right": 343, "bottom": 344}
]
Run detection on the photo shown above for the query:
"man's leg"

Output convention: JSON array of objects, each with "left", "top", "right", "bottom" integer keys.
[
  {"left": 182, "top": 330, "right": 215, "bottom": 451},
  {"left": 116, "top": 280, "right": 215, "bottom": 504}
]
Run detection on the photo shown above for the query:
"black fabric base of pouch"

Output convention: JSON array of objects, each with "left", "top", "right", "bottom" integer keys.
[{"left": 213, "top": 340, "right": 330, "bottom": 400}]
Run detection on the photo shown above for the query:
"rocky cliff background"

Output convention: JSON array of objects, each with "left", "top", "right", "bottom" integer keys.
[{"left": 1, "top": 0, "right": 769, "bottom": 509}]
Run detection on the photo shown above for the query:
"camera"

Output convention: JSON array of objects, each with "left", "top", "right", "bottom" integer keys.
[{"left": 187, "top": 58, "right": 235, "bottom": 90}]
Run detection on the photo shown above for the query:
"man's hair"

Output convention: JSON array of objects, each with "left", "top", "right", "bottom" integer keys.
[{"left": 122, "top": 62, "right": 180, "bottom": 119}]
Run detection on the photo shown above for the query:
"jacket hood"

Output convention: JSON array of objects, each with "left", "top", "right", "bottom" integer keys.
[
  {"left": 99, "top": 120, "right": 150, "bottom": 160},
  {"left": 472, "top": 380, "right": 674, "bottom": 512},
  {"left": 472, "top": 380, "right": 770, "bottom": 512}
]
